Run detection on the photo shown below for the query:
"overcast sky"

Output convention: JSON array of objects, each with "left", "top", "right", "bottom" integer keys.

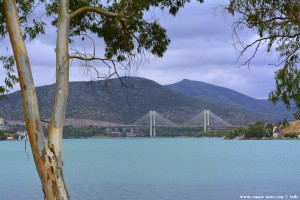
[{"left": 1, "top": 0, "right": 282, "bottom": 99}]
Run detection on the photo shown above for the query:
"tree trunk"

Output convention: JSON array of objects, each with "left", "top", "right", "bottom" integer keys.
[
  {"left": 4, "top": 0, "right": 70, "bottom": 199},
  {"left": 47, "top": 0, "right": 71, "bottom": 198}
]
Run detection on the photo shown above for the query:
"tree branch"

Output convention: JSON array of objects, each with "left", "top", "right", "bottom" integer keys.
[
  {"left": 69, "top": 55, "right": 114, "bottom": 61},
  {"left": 69, "top": 32, "right": 118, "bottom": 63},
  {"left": 70, "top": 6, "right": 119, "bottom": 20}
]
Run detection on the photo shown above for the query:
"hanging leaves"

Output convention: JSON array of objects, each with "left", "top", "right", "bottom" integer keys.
[{"left": 227, "top": 0, "right": 300, "bottom": 118}]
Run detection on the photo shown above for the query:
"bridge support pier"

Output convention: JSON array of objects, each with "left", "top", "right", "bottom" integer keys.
[
  {"left": 204, "top": 110, "right": 210, "bottom": 132},
  {"left": 149, "top": 110, "right": 156, "bottom": 137}
]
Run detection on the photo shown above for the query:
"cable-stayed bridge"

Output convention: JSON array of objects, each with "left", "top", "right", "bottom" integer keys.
[
  {"left": 131, "top": 110, "right": 232, "bottom": 137},
  {"left": 132, "top": 110, "right": 175, "bottom": 137},
  {"left": 184, "top": 110, "right": 232, "bottom": 132}
]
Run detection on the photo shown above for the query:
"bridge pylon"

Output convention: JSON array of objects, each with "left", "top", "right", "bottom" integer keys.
[
  {"left": 185, "top": 109, "right": 232, "bottom": 132},
  {"left": 204, "top": 109, "right": 209, "bottom": 132},
  {"left": 132, "top": 110, "right": 175, "bottom": 137},
  {"left": 149, "top": 110, "right": 156, "bottom": 137}
]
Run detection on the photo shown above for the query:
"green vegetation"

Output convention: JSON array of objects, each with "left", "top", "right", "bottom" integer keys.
[
  {"left": 155, "top": 127, "right": 201, "bottom": 137},
  {"left": 244, "top": 121, "right": 268, "bottom": 139},
  {"left": 0, "top": 130, "right": 6, "bottom": 140},
  {"left": 227, "top": 0, "right": 300, "bottom": 119},
  {"left": 0, "top": 129, "right": 18, "bottom": 140},
  {"left": 154, "top": 126, "right": 226, "bottom": 137},
  {"left": 265, "top": 123, "right": 274, "bottom": 136},
  {"left": 4, "top": 123, "right": 299, "bottom": 140},
  {"left": 62, "top": 126, "right": 107, "bottom": 138},
  {"left": 278, "top": 118, "right": 290, "bottom": 129},
  {"left": 224, "top": 119, "right": 299, "bottom": 140},
  {"left": 284, "top": 133, "right": 299, "bottom": 139},
  {"left": 61, "top": 126, "right": 227, "bottom": 138},
  {"left": 189, "top": 130, "right": 226, "bottom": 138},
  {"left": 225, "top": 121, "right": 271, "bottom": 139},
  {"left": 224, "top": 127, "right": 247, "bottom": 139},
  {"left": 6, "top": 122, "right": 298, "bottom": 140}
]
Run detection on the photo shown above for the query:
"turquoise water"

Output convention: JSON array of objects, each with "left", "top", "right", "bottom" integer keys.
[{"left": 0, "top": 138, "right": 299, "bottom": 200}]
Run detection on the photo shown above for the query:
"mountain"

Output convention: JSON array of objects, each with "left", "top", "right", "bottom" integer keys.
[
  {"left": 0, "top": 77, "right": 292, "bottom": 125},
  {"left": 166, "top": 79, "right": 289, "bottom": 115}
]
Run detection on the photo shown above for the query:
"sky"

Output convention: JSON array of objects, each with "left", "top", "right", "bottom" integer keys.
[{"left": 0, "top": 0, "right": 282, "bottom": 99}]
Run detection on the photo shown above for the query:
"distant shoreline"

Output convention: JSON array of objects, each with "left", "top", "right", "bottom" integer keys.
[{"left": 2, "top": 135, "right": 300, "bottom": 141}]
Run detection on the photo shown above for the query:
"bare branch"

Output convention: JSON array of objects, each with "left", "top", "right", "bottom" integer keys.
[
  {"left": 69, "top": 55, "right": 115, "bottom": 62},
  {"left": 69, "top": 32, "right": 117, "bottom": 63}
]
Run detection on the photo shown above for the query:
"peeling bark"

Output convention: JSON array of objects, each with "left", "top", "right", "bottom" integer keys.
[
  {"left": 47, "top": 0, "right": 71, "bottom": 198},
  {"left": 4, "top": 0, "right": 70, "bottom": 199},
  {"left": 4, "top": 0, "right": 46, "bottom": 177}
]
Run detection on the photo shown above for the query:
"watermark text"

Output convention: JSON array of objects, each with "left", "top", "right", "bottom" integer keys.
[{"left": 240, "top": 195, "right": 299, "bottom": 199}]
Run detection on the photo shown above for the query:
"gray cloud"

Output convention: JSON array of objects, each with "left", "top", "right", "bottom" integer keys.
[
  {"left": 0, "top": 0, "right": 280, "bottom": 99},
  {"left": 132, "top": 0, "right": 280, "bottom": 99},
  {"left": 27, "top": 40, "right": 56, "bottom": 68}
]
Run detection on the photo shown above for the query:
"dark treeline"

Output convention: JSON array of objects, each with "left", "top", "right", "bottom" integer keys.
[
  {"left": 154, "top": 127, "right": 226, "bottom": 137},
  {"left": 2, "top": 120, "right": 298, "bottom": 140}
]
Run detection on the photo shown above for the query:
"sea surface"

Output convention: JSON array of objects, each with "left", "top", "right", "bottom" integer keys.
[{"left": 0, "top": 138, "right": 299, "bottom": 200}]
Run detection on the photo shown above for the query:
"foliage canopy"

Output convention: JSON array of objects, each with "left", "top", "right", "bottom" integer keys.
[{"left": 227, "top": 0, "right": 300, "bottom": 118}]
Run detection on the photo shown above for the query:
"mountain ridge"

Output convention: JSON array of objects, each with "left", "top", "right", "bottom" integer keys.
[
  {"left": 0, "top": 77, "right": 291, "bottom": 125},
  {"left": 166, "top": 79, "right": 287, "bottom": 113}
]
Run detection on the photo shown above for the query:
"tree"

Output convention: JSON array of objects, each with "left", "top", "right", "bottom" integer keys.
[
  {"left": 224, "top": 127, "right": 245, "bottom": 139},
  {"left": 226, "top": 0, "right": 300, "bottom": 118},
  {"left": 245, "top": 121, "right": 266, "bottom": 138},
  {"left": 265, "top": 123, "right": 274, "bottom": 137},
  {"left": 1, "top": 0, "right": 203, "bottom": 199},
  {"left": 0, "top": 130, "right": 6, "bottom": 140},
  {"left": 282, "top": 118, "right": 290, "bottom": 128}
]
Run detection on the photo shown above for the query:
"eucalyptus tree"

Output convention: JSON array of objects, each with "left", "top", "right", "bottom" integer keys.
[
  {"left": 226, "top": 0, "right": 300, "bottom": 118},
  {"left": 1, "top": 0, "right": 203, "bottom": 199}
]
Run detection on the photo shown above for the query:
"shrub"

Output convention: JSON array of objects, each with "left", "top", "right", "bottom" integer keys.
[
  {"left": 284, "top": 133, "right": 298, "bottom": 138},
  {"left": 224, "top": 128, "right": 245, "bottom": 139},
  {"left": 244, "top": 121, "right": 267, "bottom": 139},
  {"left": 0, "top": 131, "right": 6, "bottom": 140}
]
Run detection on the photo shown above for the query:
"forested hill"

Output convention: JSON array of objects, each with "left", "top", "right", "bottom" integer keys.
[
  {"left": 0, "top": 77, "right": 292, "bottom": 125},
  {"left": 166, "top": 79, "right": 288, "bottom": 113}
]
